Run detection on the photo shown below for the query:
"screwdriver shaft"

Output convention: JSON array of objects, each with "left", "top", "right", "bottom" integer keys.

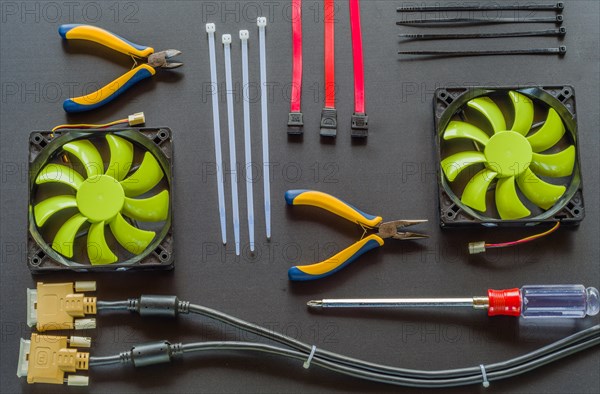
[{"left": 308, "top": 297, "right": 490, "bottom": 309}]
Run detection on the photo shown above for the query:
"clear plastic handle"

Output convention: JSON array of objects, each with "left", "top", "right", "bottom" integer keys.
[{"left": 521, "top": 285, "right": 600, "bottom": 319}]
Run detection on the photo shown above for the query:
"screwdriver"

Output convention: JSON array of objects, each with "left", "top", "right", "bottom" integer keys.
[{"left": 307, "top": 285, "right": 600, "bottom": 319}]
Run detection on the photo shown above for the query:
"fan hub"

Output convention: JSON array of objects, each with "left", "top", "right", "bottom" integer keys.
[
  {"left": 76, "top": 175, "right": 125, "bottom": 223},
  {"left": 484, "top": 131, "right": 532, "bottom": 178}
]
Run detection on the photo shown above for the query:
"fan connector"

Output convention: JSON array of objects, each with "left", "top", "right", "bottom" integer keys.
[
  {"left": 17, "top": 333, "right": 91, "bottom": 386},
  {"left": 128, "top": 112, "right": 146, "bottom": 126},
  {"left": 27, "top": 281, "right": 97, "bottom": 332},
  {"left": 468, "top": 241, "right": 486, "bottom": 254}
]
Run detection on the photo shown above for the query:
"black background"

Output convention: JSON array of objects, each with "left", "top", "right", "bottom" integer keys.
[{"left": 1, "top": 1, "right": 599, "bottom": 393}]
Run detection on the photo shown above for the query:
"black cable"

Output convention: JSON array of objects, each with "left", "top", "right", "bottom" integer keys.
[
  {"left": 90, "top": 297, "right": 599, "bottom": 387},
  {"left": 97, "top": 301, "right": 129, "bottom": 311},
  {"left": 89, "top": 334, "right": 599, "bottom": 388}
]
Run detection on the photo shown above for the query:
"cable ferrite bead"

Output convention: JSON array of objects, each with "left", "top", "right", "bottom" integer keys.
[{"left": 127, "top": 295, "right": 189, "bottom": 317}]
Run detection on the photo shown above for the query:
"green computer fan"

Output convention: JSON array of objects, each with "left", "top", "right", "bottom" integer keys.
[
  {"left": 435, "top": 87, "right": 583, "bottom": 226},
  {"left": 28, "top": 129, "right": 173, "bottom": 271}
]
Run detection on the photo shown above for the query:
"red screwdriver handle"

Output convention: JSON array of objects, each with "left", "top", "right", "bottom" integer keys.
[{"left": 488, "top": 288, "right": 522, "bottom": 316}]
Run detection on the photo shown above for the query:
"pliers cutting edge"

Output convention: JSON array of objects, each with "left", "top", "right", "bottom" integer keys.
[
  {"left": 58, "top": 24, "right": 182, "bottom": 113},
  {"left": 285, "top": 190, "right": 428, "bottom": 281}
]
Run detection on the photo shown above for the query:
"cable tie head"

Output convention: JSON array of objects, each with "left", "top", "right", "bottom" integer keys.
[
  {"left": 479, "top": 364, "right": 490, "bottom": 388},
  {"left": 222, "top": 34, "right": 232, "bottom": 45},
  {"left": 303, "top": 345, "right": 317, "bottom": 369},
  {"left": 239, "top": 30, "right": 249, "bottom": 41},
  {"left": 257, "top": 17, "right": 267, "bottom": 27},
  {"left": 206, "top": 23, "right": 216, "bottom": 34}
]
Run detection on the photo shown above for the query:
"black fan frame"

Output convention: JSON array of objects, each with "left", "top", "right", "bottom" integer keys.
[
  {"left": 434, "top": 86, "right": 584, "bottom": 228},
  {"left": 27, "top": 127, "right": 174, "bottom": 272}
]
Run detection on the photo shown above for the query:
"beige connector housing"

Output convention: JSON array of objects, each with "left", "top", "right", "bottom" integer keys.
[
  {"left": 28, "top": 282, "right": 97, "bottom": 331},
  {"left": 18, "top": 333, "right": 90, "bottom": 385}
]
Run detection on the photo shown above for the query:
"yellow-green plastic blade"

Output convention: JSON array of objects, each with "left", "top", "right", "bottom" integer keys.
[
  {"left": 120, "top": 152, "right": 164, "bottom": 197},
  {"left": 441, "top": 151, "right": 486, "bottom": 182},
  {"left": 106, "top": 134, "right": 133, "bottom": 181},
  {"left": 530, "top": 146, "right": 576, "bottom": 178},
  {"left": 109, "top": 213, "right": 155, "bottom": 255},
  {"left": 495, "top": 176, "right": 531, "bottom": 220},
  {"left": 34, "top": 195, "right": 77, "bottom": 227},
  {"left": 461, "top": 169, "right": 497, "bottom": 212},
  {"left": 467, "top": 97, "right": 506, "bottom": 133},
  {"left": 509, "top": 91, "right": 534, "bottom": 135},
  {"left": 63, "top": 140, "right": 104, "bottom": 178},
  {"left": 122, "top": 190, "right": 169, "bottom": 222},
  {"left": 443, "top": 121, "right": 490, "bottom": 146},
  {"left": 52, "top": 213, "right": 88, "bottom": 258},
  {"left": 36, "top": 164, "right": 84, "bottom": 190},
  {"left": 517, "top": 168, "right": 566, "bottom": 210},
  {"left": 527, "top": 108, "right": 565, "bottom": 152},
  {"left": 87, "top": 221, "right": 118, "bottom": 265}
]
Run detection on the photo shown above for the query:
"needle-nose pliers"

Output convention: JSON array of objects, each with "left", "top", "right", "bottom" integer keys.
[
  {"left": 285, "top": 190, "right": 428, "bottom": 281},
  {"left": 58, "top": 24, "right": 182, "bottom": 113}
]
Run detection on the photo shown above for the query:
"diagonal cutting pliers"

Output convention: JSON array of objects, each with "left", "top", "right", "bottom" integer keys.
[
  {"left": 285, "top": 190, "right": 428, "bottom": 281},
  {"left": 58, "top": 24, "right": 183, "bottom": 113}
]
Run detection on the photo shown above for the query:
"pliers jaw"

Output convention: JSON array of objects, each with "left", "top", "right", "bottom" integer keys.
[
  {"left": 148, "top": 50, "right": 183, "bottom": 69},
  {"left": 377, "top": 220, "right": 429, "bottom": 240}
]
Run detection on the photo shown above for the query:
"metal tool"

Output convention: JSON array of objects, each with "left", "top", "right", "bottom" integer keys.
[
  {"left": 398, "top": 27, "right": 566, "bottom": 40},
  {"left": 206, "top": 24, "right": 227, "bottom": 246},
  {"left": 223, "top": 34, "right": 241, "bottom": 256},
  {"left": 308, "top": 284, "right": 600, "bottom": 319},
  {"left": 397, "top": 2, "right": 564, "bottom": 12},
  {"left": 285, "top": 190, "right": 427, "bottom": 281},
  {"left": 398, "top": 46, "right": 567, "bottom": 56},
  {"left": 59, "top": 24, "right": 182, "bottom": 113},
  {"left": 397, "top": 15, "right": 563, "bottom": 25},
  {"left": 240, "top": 30, "right": 255, "bottom": 252}
]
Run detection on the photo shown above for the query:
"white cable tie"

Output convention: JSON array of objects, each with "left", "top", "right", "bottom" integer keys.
[
  {"left": 257, "top": 16, "right": 271, "bottom": 240},
  {"left": 479, "top": 364, "right": 490, "bottom": 388},
  {"left": 303, "top": 345, "right": 317, "bottom": 369},
  {"left": 223, "top": 33, "right": 241, "bottom": 256},
  {"left": 240, "top": 30, "right": 255, "bottom": 253},
  {"left": 206, "top": 23, "right": 227, "bottom": 245}
]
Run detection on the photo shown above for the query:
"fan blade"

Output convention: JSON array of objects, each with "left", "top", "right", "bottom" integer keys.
[
  {"left": 120, "top": 152, "right": 164, "bottom": 197},
  {"left": 52, "top": 213, "right": 88, "bottom": 258},
  {"left": 461, "top": 168, "right": 497, "bottom": 212},
  {"left": 34, "top": 195, "right": 77, "bottom": 227},
  {"left": 122, "top": 190, "right": 169, "bottom": 222},
  {"left": 467, "top": 97, "right": 506, "bottom": 133},
  {"left": 443, "top": 121, "right": 490, "bottom": 146},
  {"left": 87, "top": 221, "right": 118, "bottom": 265},
  {"left": 530, "top": 146, "right": 576, "bottom": 177},
  {"left": 36, "top": 164, "right": 84, "bottom": 190},
  {"left": 109, "top": 213, "right": 155, "bottom": 255},
  {"left": 527, "top": 108, "right": 565, "bottom": 152},
  {"left": 441, "top": 151, "right": 486, "bottom": 182},
  {"left": 63, "top": 140, "right": 104, "bottom": 178},
  {"left": 517, "top": 168, "right": 566, "bottom": 210},
  {"left": 106, "top": 134, "right": 133, "bottom": 181},
  {"left": 509, "top": 91, "right": 534, "bottom": 135},
  {"left": 495, "top": 176, "right": 531, "bottom": 219}
]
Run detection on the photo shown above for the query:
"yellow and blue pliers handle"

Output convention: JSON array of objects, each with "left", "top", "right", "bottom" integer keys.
[
  {"left": 59, "top": 24, "right": 156, "bottom": 113},
  {"left": 285, "top": 190, "right": 384, "bottom": 281}
]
